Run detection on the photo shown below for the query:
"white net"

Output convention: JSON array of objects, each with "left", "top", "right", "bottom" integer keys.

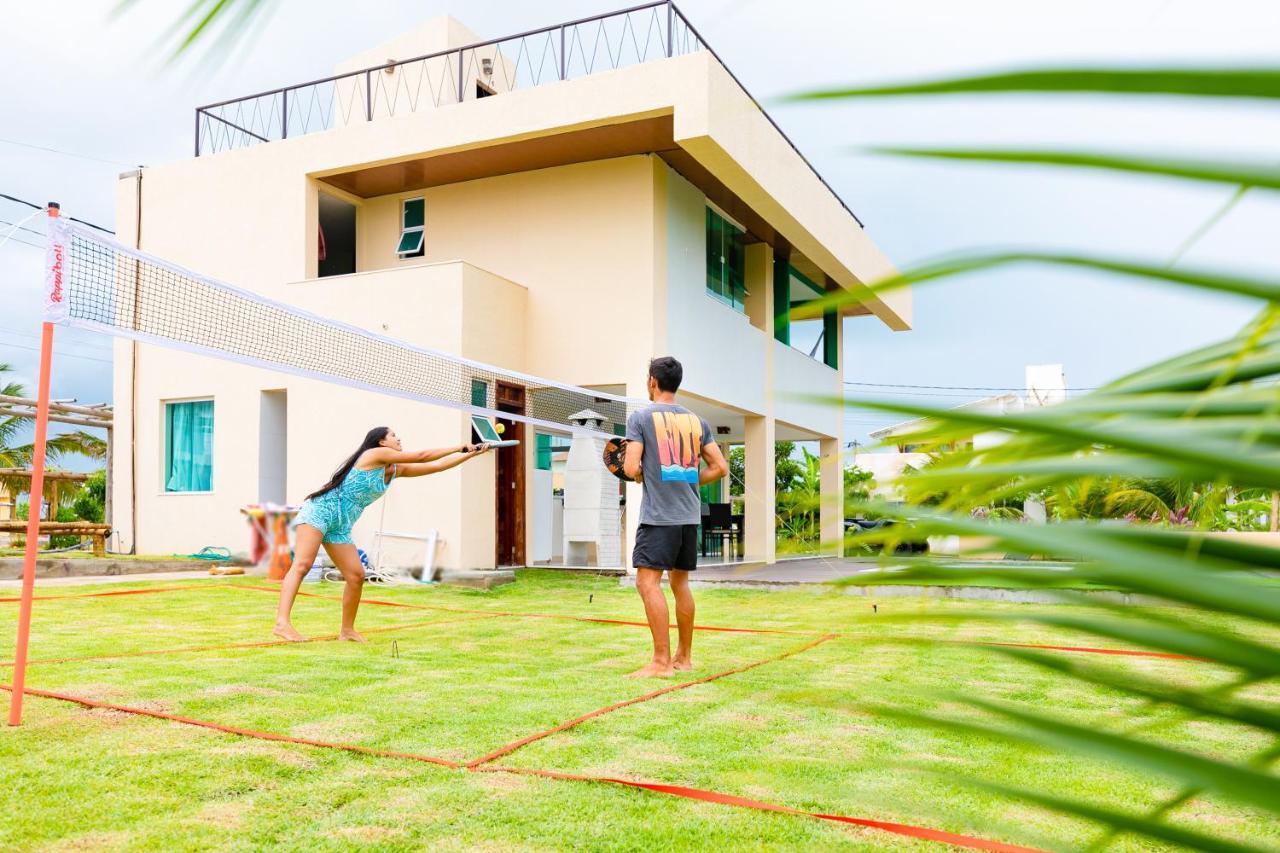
[{"left": 46, "top": 218, "right": 637, "bottom": 437}]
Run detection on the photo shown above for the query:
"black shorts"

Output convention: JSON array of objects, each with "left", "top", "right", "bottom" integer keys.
[{"left": 632, "top": 524, "right": 699, "bottom": 572}]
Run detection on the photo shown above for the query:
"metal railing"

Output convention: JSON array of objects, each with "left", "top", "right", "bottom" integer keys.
[{"left": 194, "top": 1, "right": 863, "bottom": 227}]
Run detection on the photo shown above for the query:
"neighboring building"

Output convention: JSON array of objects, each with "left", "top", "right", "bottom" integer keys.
[
  {"left": 859, "top": 365, "right": 1066, "bottom": 501},
  {"left": 112, "top": 7, "right": 910, "bottom": 571}
]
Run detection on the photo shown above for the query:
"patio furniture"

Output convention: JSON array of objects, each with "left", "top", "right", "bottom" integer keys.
[{"left": 702, "top": 503, "right": 741, "bottom": 560}]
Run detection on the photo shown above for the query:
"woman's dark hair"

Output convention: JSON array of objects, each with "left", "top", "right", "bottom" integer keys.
[
  {"left": 648, "top": 356, "right": 683, "bottom": 393},
  {"left": 307, "top": 427, "right": 390, "bottom": 500}
]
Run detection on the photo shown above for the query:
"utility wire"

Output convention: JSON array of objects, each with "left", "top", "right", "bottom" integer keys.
[
  {"left": 0, "top": 234, "right": 45, "bottom": 252},
  {"left": 0, "top": 192, "right": 115, "bottom": 234},
  {"left": 0, "top": 327, "right": 113, "bottom": 353},
  {"left": 0, "top": 339, "right": 112, "bottom": 365},
  {"left": 0, "top": 218, "right": 45, "bottom": 238},
  {"left": 0, "top": 136, "right": 139, "bottom": 168},
  {"left": 845, "top": 380, "right": 1098, "bottom": 392}
]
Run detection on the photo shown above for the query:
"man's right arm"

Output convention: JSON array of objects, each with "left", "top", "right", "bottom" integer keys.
[
  {"left": 623, "top": 439, "right": 644, "bottom": 481},
  {"left": 699, "top": 441, "right": 728, "bottom": 486},
  {"left": 623, "top": 412, "right": 644, "bottom": 481}
]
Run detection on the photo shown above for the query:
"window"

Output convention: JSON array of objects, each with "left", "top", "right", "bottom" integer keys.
[
  {"left": 164, "top": 400, "right": 214, "bottom": 492},
  {"left": 776, "top": 260, "right": 840, "bottom": 369},
  {"left": 705, "top": 207, "right": 746, "bottom": 312},
  {"left": 397, "top": 198, "right": 424, "bottom": 258},
  {"left": 469, "top": 381, "right": 489, "bottom": 445},
  {"left": 535, "top": 433, "right": 573, "bottom": 470}
]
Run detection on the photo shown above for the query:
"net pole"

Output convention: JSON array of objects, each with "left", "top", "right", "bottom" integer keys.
[{"left": 7, "top": 320, "right": 54, "bottom": 726}]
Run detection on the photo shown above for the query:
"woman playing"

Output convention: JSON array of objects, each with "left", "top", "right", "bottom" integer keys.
[{"left": 274, "top": 426, "right": 489, "bottom": 642}]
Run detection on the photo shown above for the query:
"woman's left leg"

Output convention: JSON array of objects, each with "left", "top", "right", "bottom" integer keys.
[{"left": 324, "top": 542, "right": 366, "bottom": 641}]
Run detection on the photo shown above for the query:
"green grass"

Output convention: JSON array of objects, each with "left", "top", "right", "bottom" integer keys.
[{"left": 0, "top": 570, "right": 1275, "bottom": 851}]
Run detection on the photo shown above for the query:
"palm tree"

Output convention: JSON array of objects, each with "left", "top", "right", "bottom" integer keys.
[
  {"left": 0, "top": 363, "right": 106, "bottom": 504},
  {"left": 793, "top": 67, "right": 1280, "bottom": 848}
]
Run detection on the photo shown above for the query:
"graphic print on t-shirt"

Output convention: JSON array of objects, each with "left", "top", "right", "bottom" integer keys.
[{"left": 652, "top": 411, "right": 703, "bottom": 483}]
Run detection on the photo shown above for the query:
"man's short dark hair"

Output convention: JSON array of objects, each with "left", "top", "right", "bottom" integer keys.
[{"left": 648, "top": 357, "right": 683, "bottom": 393}]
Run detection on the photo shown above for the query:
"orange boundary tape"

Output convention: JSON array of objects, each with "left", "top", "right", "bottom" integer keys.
[
  {"left": 0, "top": 584, "right": 226, "bottom": 603},
  {"left": 466, "top": 634, "right": 837, "bottom": 767},
  {"left": 0, "top": 613, "right": 505, "bottom": 668},
  {"left": 0, "top": 683, "right": 458, "bottom": 768},
  {"left": 3, "top": 581, "right": 1212, "bottom": 662},
  {"left": 480, "top": 765, "right": 1047, "bottom": 853},
  {"left": 3, "top": 683, "right": 1044, "bottom": 852},
  {"left": 235, "top": 584, "right": 814, "bottom": 636}
]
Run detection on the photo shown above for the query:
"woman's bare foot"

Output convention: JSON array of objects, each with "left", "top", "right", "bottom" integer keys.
[
  {"left": 338, "top": 629, "right": 367, "bottom": 643},
  {"left": 626, "top": 661, "right": 674, "bottom": 678},
  {"left": 273, "top": 623, "right": 306, "bottom": 642},
  {"left": 672, "top": 656, "right": 694, "bottom": 672}
]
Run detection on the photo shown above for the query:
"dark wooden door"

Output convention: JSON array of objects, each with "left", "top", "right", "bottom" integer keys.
[{"left": 495, "top": 383, "right": 525, "bottom": 567}]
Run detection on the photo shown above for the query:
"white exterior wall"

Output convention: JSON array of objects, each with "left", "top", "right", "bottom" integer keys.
[
  {"left": 661, "top": 166, "right": 768, "bottom": 415},
  {"left": 114, "top": 42, "right": 901, "bottom": 565}
]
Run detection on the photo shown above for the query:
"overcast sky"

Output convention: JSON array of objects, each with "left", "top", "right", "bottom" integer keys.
[{"left": 2, "top": 0, "right": 1278, "bottom": 466}]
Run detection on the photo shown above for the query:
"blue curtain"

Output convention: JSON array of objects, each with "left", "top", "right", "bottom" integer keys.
[{"left": 165, "top": 400, "right": 214, "bottom": 492}]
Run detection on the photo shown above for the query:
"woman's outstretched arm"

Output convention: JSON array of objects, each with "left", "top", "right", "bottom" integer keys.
[
  {"left": 393, "top": 444, "right": 491, "bottom": 478},
  {"left": 361, "top": 444, "right": 472, "bottom": 467}
]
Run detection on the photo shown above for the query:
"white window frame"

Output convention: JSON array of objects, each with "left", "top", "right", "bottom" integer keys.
[{"left": 160, "top": 396, "right": 215, "bottom": 496}]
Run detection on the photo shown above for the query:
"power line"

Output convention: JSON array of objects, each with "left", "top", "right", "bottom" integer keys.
[
  {"left": 0, "top": 326, "right": 114, "bottom": 353},
  {"left": 0, "top": 233, "right": 45, "bottom": 252},
  {"left": 0, "top": 339, "right": 113, "bottom": 365},
  {"left": 0, "top": 218, "right": 45, "bottom": 238},
  {"left": 846, "top": 388, "right": 1090, "bottom": 400},
  {"left": 0, "top": 136, "right": 139, "bottom": 168},
  {"left": 845, "top": 380, "right": 1098, "bottom": 392},
  {"left": 0, "top": 192, "right": 115, "bottom": 234}
]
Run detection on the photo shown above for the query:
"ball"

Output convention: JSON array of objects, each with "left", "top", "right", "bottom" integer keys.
[{"left": 495, "top": 423, "right": 505, "bottom": 435}]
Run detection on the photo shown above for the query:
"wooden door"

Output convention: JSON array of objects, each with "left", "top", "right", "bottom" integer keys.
[{"left": 495, "top": 383, "right": 526, "bottom": 567}]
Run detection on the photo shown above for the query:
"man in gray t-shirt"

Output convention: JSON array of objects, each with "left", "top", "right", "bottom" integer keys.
[{"left": 623, "top": 357, "right": 728, "bottom": 678}]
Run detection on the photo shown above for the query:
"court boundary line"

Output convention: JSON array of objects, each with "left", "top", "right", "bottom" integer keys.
[
  {"left": 2, "top": 580, "right": 1214, "bottom": 662},
  {"left": 0, "top": 613, "right": 506, "bottom": 668},
  {"left": 3, "top": 683, "right": 1045, "bottom": 853},
  {"left": 479, "top": 765, "right": 1047, "bottom": 853},
  {"left": 466, "top": 634, "right": 837, "bottom": 767}
]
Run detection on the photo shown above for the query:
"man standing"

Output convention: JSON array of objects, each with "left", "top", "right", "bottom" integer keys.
[{"left": 623, "top": 357, "right": 728, "bottom": 678}]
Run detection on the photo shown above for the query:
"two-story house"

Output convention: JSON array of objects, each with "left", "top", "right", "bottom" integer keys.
[{"left": 110, "top": 4, "right": 910, "bottom": 574}]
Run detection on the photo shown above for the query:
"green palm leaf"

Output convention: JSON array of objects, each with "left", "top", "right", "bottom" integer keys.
[
  {"left": 787, "top": 67, "right": 1280, "bottom": 101},
  {"left": 866, "top": 147, "right": 1280, "bottom": 190}
]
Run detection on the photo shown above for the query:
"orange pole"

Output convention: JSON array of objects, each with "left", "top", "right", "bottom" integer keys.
[{"left": 8, "top": 321, "right": 55, "bottom": 726}]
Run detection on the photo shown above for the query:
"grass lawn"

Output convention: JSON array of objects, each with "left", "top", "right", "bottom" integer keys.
[{"left": 1, "top": 570, "right": 1275, "bottom": 851}]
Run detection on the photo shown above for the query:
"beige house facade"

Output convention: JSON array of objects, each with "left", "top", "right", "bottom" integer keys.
[{"left": 112, "top": 7, "right": 909, "bottom": 572}]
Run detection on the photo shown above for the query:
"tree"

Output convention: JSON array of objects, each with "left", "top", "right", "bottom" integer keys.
[
  {"left": 797, "top": 65, "right": 1280, "bottom": 848},
  {"left": 844, "top": 465, "right": 875, "bottom": 505},
  {"left": 0, "top": 363, "right": 108, "bottom": 501}
]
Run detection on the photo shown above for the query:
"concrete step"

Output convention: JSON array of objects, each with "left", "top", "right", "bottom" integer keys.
[{"left": 0, "top": 557, "right": 222, "bottom": 581}]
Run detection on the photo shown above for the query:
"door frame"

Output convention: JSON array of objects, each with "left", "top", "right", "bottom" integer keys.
[{"left": 494, "top": 382, "right": 526, "bottom": 567}]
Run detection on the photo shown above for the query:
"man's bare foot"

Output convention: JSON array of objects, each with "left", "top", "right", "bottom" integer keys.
[
  {"left": 338, "top": 629, "right": 367, "bottom": 643},
  {"left": 672, "top": 657, "right": 693, "bottom": 672},
  {"left": 626, "top": 661, "right": 674, "bottom": 678},
  {"left": 273, "top": 623, "right": 306, "bottom": 642}
]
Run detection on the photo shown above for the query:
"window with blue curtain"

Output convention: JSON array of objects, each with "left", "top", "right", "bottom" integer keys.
[{"left": 164, "top": 400, "right": 214, "bottom": 492}]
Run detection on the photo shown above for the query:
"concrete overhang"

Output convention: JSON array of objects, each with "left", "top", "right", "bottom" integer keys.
[{"left": 286, "top": 51, "right": 909, "bottom": 330}]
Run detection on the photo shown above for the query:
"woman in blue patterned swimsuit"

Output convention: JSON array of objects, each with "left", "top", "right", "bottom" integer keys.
[{"left": 274, "top": 426, "right": 489, "bottom": 642}]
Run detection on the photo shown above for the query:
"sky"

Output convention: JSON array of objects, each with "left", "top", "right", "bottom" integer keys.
[{"left": 2, "top": 0, "right": 1278, "bottom": 469}]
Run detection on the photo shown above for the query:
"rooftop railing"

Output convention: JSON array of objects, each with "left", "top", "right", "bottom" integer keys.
[{"left": 194, "top": 1, "right": 863, "bottom": 227}]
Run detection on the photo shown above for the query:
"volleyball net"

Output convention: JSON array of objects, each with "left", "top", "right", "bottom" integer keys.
[{"left": 44, "top": 217, "right": 636, "bottom": 436}]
